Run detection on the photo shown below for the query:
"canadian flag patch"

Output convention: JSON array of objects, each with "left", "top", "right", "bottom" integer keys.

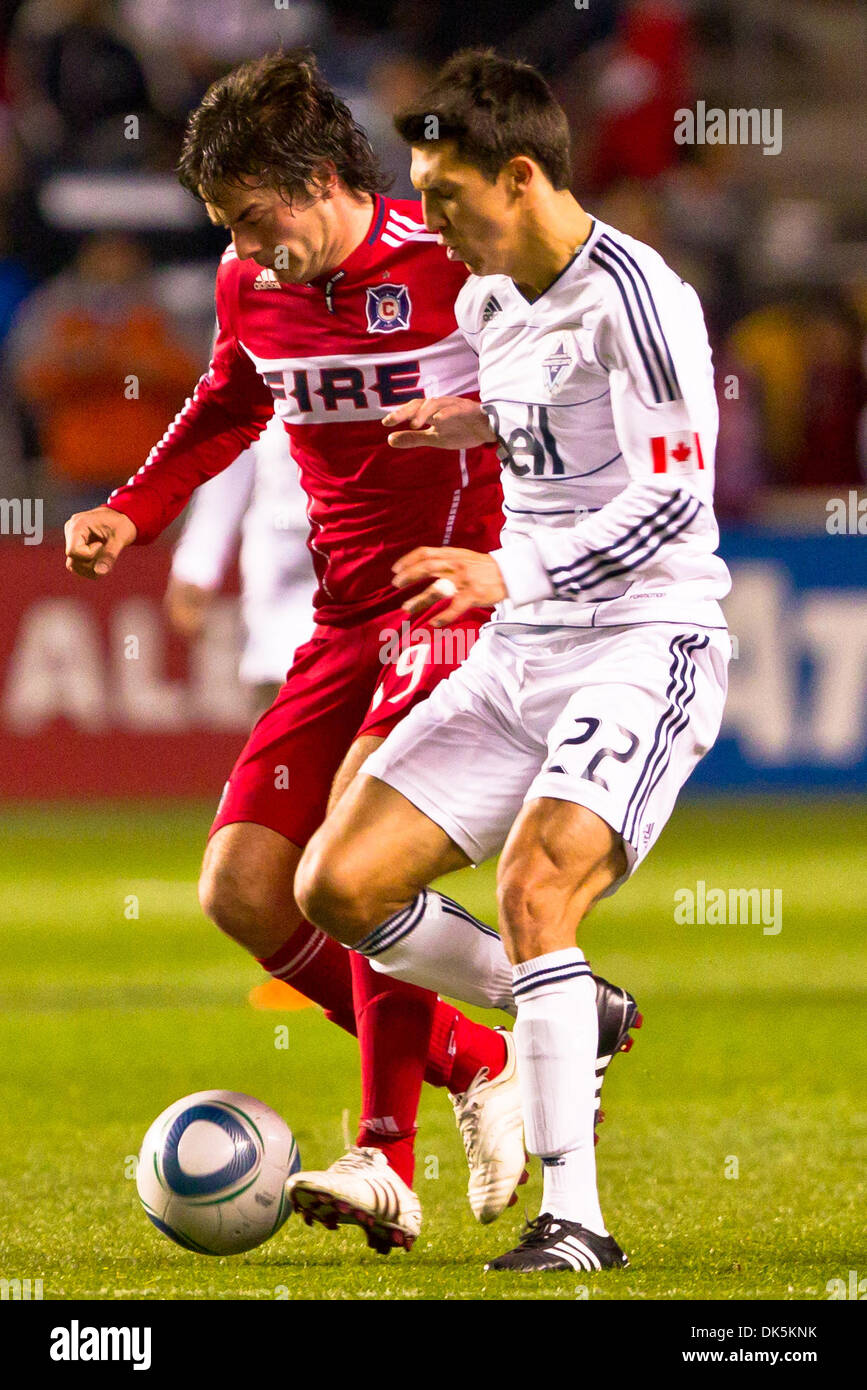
[{"left": 650, "top": 432, "right": 704, "bottom": 474}]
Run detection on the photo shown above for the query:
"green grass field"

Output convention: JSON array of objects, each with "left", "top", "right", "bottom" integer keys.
[{"left": 0, "top": 796, "right": 864, "bottom": 1301}]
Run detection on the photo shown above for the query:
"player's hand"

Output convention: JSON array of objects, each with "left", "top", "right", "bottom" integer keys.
[
  {"left": 64, "top": 506, "right": 137, "bottom": 579},
  {"left": 164, "top": 576, "right": 216, "bottom": 638},
  {"left": 393, "top": 546, "right": 506, "bottom": 625},
  {"left": 382, "top": 396, "right": 496, "bottom": 450}
]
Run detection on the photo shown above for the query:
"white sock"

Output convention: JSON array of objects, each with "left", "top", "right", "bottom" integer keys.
[
  {"left": 357, "top": 889, "right": 515, "bottom": 1012},
  {"left": 513, "top": 948, "right": 607, "bottom": 1234}
]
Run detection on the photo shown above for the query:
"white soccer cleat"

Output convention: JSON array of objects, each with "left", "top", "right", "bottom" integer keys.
[
  {"left": 450, "top": 1027, "right": 528, "bottom": 1224},
  {"left": 285, "top": 1146, "right": 422, "bottom": 1255}
]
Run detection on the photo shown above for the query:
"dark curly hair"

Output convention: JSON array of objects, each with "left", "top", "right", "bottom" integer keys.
[
  {"left": 177, "top": 49, "right": 391, "bottom": 205},
  {"left": 394, "top": 49, "right": 571, "bottom": 189}
]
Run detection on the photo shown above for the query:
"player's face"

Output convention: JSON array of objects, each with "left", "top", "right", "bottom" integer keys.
[
  {"left": 410, "top": 144, "right": 522, "bottom": 277},
  {"left": 204, "top": 180, "right": 339, "bottom": 284}
]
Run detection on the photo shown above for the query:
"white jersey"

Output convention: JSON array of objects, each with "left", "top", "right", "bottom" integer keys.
[{"left": 456, "top": 217, "right": 731, "bottom": 630}]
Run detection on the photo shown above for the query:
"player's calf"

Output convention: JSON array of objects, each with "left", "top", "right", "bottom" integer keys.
[{"left": 495, "top": 799, "right": 628, "bottom": 963}]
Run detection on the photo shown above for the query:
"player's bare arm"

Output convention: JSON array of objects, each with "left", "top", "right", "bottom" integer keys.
[
  {"left": 392, "top": 545, "right": 506, "bottom": 624},
  {"left": 64, "top": 506, "right": 137, "bottom": 579},
  {"left": 383, "top": 395, "right": 495, "bottom": 450},
  {"left": 164, "top": 575, "right": 216, "bottom": 638}
]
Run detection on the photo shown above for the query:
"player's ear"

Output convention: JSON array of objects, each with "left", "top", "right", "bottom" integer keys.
[
  {"left": 310, "top": 160, "right": 339, "bottom": 200},
  {"left": 504, "top": 156, "right": 535, "bottom": 199}
]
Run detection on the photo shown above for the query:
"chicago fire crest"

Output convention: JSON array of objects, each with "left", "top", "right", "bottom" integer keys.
[{"left": 365, "top": 283, "right": 412, "bottom": 334}]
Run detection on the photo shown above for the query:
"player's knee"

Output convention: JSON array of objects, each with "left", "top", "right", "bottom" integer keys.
[
  {"left": 198, "top": 858, "right": 273, "bottom": 952},
  {"left": 294, "top": 839, "right": 366, "bottom": 944}
]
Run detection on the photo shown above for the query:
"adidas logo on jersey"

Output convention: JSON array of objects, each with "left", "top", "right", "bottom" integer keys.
[
  {"left": 253, "top": 268, "right": 281, "bottom": 290},
  {"left": 482, "top": 295, "right": 502, "bottom": 324}
]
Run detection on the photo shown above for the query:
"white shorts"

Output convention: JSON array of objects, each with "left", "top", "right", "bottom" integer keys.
[{"left": 362, "top": 621, "right": 730, "bottom": 893}]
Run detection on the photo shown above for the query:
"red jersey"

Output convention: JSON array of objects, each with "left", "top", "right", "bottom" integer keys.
[{"left": 107, "top": 195, "right": 503, "bottom": 625}]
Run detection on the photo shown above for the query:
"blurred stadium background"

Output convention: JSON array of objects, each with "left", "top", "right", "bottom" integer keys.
[
  {"left": 0, "top": 0, "right": 865, "bottom": 795},
  {"left": 0, "top": 0, "right": 864, "bottom": 1300}
]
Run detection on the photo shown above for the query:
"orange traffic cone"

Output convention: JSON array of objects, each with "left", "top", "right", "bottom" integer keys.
[{"left": 248, "top": 978, "right": 315, "bottom": 1011}]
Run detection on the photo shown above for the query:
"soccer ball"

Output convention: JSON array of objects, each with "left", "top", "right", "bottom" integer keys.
[{"left": 136, "top": 1090, "right": 301, "bottom": 1255}]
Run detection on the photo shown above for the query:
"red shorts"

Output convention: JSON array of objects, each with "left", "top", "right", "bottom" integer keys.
[{"left": 210, "top": 601, "right": 491, "bottom": 848}]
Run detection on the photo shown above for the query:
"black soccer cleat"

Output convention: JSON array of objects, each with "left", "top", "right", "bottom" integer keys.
[
  {"left": 485, "top": 1212, "right": 629, "bottom": 1272},
  {"left": 592, "top": 974, "right": 643, "bottom": 1141}
]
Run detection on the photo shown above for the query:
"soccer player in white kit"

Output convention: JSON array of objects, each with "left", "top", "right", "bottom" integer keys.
[{"left": 294, "top": 50, "right": 732, "bottom": 1272}]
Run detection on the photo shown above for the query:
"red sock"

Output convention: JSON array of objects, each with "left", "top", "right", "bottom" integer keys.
[
  {"left": 425, "top": 1004, "right": 509, "bottom": 1094},
  {"left": 259, "top": 928, "right": 508, "bottom": 1179},
  {"left": 350, "top": 953, "right": 440, "bottom": 1187},
  {"left": 258, "top": 921, "right": 356, "bottom": 1035}
]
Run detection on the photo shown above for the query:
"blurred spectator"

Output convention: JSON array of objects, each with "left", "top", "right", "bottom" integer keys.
[
  {"left": 712, "top": 345, "right": 765, "bottom": 521},
  {"left": 0, "top": 217, "right": 32, "bottom": 347},
  {"left": 728, "top": 291, "right": 867, "bottom": 489},
  {"left": 0, "top": 368, "right": 28, "bottom": 502},
  {"left": 0, "top": 0, "right": 860, "bottom": 532},
  {"left": 7, "top": 0, "right": 151, "bottom": 162},
  {"left": 795, "top": 300, "right": 867, "bottom": 488},
  {"left": 118, "top": 0, "right": 328, "bottom": 122},
  {"left": 593, "top": 178, "right": 672, "bottom": 259},
  {"left": 507, "top": 0, "right": 622, "bottom": 81},
  {"left": 120, "top": 0, "right": 325, "bottom": 65},
  {"left": 660, "top": 143, "right": 754, "bottom": 334},
  {"left": 386, "top": 0, "right": 605, "bottom": 70},
  {"left": 587, "top": 0, "right": 692, "bottom": 191},
  {"left": 728, "top": 298, "right": 810, "bottom": 484},
  {"left": 0, "top": 107, "right": 33, "bottom": 328},
  {"left": 0, "top": 101, "right": 74, "bottom": 278},
  {"left": 339, "top": 52, "right": 436, "bottom": 198},
  {"left": 8, "top": 231, "right": 198, "bottom": 518}
]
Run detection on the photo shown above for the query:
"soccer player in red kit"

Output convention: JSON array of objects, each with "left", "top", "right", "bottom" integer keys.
[{"left": 64, "top": 52, "right": 639, "bottom": 1253}]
